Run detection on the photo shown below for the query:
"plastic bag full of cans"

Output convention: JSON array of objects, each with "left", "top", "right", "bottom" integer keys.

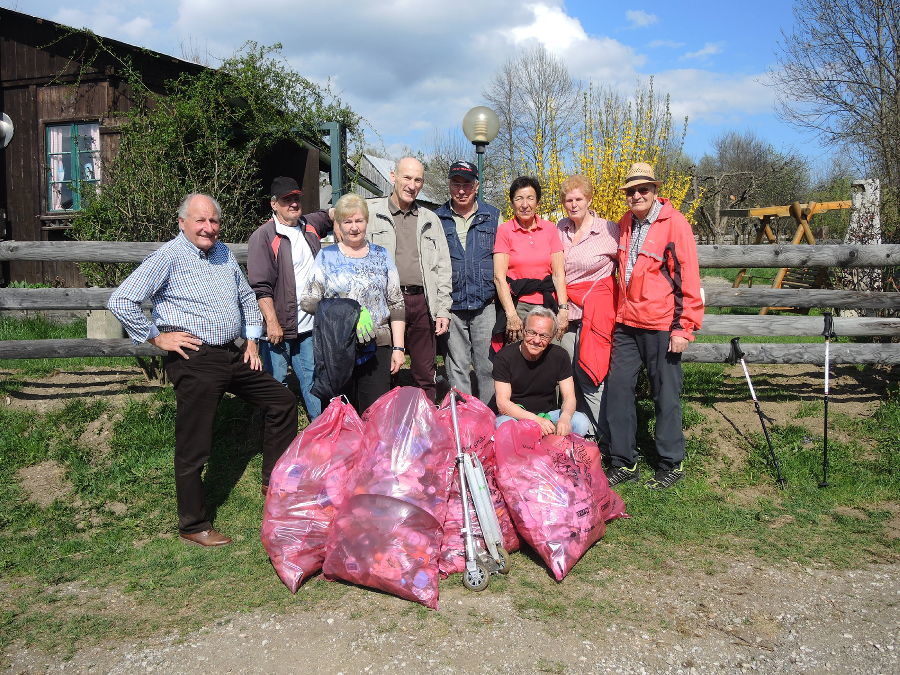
[
  {"left": 436, "top": 392, "right": 520, "bottom": 578},
  {"left": 493, "top": 419, "right": 627, "bottom": 581},
  {"left": 260, "top": 396, "right": 364, "bottom": 593},
  {"left": 322, "top": 387, "right": 457, "bottom": 609}
]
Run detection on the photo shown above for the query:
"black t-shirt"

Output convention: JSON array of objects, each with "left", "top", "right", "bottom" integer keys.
[{"left": 492, "top": 343, "right": 572, "bottom": 414}]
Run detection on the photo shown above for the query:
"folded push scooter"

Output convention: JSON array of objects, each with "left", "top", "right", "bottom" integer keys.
[{"left": 448, "top": 390, "right": 510, "bottom": 591}]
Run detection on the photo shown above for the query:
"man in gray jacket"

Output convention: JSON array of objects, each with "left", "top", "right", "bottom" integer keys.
[
  {"left": 366, "top": 157, "right": 452, "bottom": 402},
  {"left": 247, "top": 176, "right": 332, "bottom": 420}
]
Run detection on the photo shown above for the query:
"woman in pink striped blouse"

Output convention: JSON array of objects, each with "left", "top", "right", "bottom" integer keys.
[{"left": 556, "top": 175, "right": 619, "bottom": 442}]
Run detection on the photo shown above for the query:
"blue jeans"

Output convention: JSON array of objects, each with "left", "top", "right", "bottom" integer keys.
[
  {"left": 495, "top": 410, "right": 591, "bottom": 437},
  {"left": 260, "top": 333, "right": 321, "bottom": 420}
]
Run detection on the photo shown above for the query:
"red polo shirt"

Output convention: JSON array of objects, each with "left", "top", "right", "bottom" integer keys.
[{"left": 493, "top": 217, "right": 563, "bottom": 304}]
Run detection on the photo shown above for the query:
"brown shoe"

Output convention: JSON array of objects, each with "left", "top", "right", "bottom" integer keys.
[
  {"left": 179, "top": 529, "right": 232, "bottom": 547},
  {"left": 260, "top": 484, "right": 269, "bottom": 497}
]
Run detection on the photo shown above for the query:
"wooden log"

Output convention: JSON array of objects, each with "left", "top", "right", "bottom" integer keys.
[
  {"left": 0, "top": 241, "right": 250, "bottom": 264},
  {"left": 697, "top": 244, "right": 899, "bottom": 268},
  {"left": 0, "top": 288, "right": 125, "bottom": 310},
  {"left": 698, "top": 316, "right": 900, "bottom": 337},
  {"left": 705, "top": 288, "right": 900, "bottom": 309},
  {"left": 4, "top": 287, "right": 897, "bottom": 311},
  {"left": 0, "top": 339, "right": 163, "bottom": 359},
  {"left": 1, "top": 241, "right": 897, "bottom": 268},
  {"left": 683, "top": 342, "right": 900, "bottom": 365},
  {"left": 1, "top": 338, "right": 896, "bottom": 364}
]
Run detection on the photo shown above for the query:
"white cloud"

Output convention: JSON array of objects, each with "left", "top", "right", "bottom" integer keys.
[
  {"left": 659, "top": 70, "right": 774, "bottom": 123},
  {"left": 506, "top": 3, "right": 589, "bottom": 51},
  {"left": 682, "top": 42, "right": 723, "bottom": 60},
  {"left": 168, "top": 0, "right": 647, "bottom": 152},
  {"left": 53, "top": 5, "right": 155, "bottom": 44},
  {"left": 626, "top": 10, "right": 658, "bottom": 28},
  {"left": 649, "top": 40, "right": 685, "bottom": 49},
  {"left": 34, "top": 0, "right": 792, "bottom": 163}
]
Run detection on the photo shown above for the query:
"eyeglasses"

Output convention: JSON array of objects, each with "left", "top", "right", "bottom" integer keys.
[
  {"left": 523, "top": 328, "right": 553, "bottom": 342},
  {"left": 449, "top": 181, "right": 476, "bottom": 192},
  {"left": 624, "top": 185, "right": 653, "bottom": 197}
]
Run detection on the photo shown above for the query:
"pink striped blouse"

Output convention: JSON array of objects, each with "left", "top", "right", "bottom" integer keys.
[{"left": 557, "top": 213, "right": 620, "bottom": 320}]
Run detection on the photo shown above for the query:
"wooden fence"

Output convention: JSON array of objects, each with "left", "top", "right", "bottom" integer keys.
[{"left": 1, "top": 241, "right": 899, "bottom": 364}]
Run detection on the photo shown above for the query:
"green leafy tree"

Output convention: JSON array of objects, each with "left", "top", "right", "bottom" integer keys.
[{"left": 72, "top": 42, "right": 360, "bottom": 285}]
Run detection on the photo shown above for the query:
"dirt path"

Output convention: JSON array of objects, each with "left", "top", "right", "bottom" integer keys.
[
  {"left": 3, "top": 364, "right": 897, "bottom": 674},
  {"left": 5, "top": 558, "right": 897, "bottom": 674}
]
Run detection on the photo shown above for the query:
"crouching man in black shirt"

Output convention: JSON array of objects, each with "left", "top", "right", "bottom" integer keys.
[{"left": 493, "top": 307, "right": 591, "bottom": 437}]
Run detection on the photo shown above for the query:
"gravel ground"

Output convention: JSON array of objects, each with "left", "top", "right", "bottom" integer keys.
[{"left": 5, "top": 559, "right": 897, "bottom": 674}]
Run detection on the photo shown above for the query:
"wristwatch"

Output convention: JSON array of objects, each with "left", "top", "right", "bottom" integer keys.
[
  {"left": 392, "top": 346, "right": 405, "bottom": 352},
  {"left": 558, "top": 303, "right": 569, "bottom": 310}
]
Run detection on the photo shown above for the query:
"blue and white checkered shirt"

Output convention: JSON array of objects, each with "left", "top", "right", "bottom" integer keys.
[
  {"left": 625, "top": 198, "right": 663, "bottom": 287},
  {"left": 108, "top": 232, "right": 263, "bottom": 345}
]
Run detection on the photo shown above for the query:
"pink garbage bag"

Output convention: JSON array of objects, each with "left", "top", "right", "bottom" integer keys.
[
  {"left": 436, "top": 392, "right": 519, "bottom": 578},
  {"left": 261, "top": 397, "right": 364, "bottom": 592},
  {"left": 494, "top": 420, "right": 627, "bottom": 581},
  {"left": 323, "top": 387, "right": 456, "bottom": 608}
]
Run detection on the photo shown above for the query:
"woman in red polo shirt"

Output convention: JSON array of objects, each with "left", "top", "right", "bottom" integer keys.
[{"left": 493, "top": 176, "right": 568, "bottom": 343}]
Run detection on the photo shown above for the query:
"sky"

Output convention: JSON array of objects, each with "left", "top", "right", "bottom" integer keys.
[{"left": 5, "top": 0, "right": 833, "bottom": 173}]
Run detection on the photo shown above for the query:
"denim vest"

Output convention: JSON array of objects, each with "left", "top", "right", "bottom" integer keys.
[{"left": 435, "top": 200, "right": 500, "bottom": 311}]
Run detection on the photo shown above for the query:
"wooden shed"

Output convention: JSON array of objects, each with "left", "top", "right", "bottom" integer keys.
[{"left": 0, "top": 8, "right": 326, "bottom": 287}]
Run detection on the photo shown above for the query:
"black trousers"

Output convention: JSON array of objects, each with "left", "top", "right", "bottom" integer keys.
[
  {"left": 342, "top": 345, "right": 391, "bottom": 416},
  {"left": 165, "top": 343, "right": 297, "bottom": 534},
  {"left": 403, "top": 292, "right": 437, "bottom": 402},
  {"left": 605, "top": 324, "right": 685, "bottom": 471}
]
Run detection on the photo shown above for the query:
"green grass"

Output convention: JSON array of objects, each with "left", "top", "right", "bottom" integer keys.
[
  {"left": 702, "top": 268, "right": 779, "bottom": 285},
  {"left": 0, "top": 317, "right": 134, "bottom": 375},
  {"left": 0, "top": 357, "right": 897, "bottom": 655}
]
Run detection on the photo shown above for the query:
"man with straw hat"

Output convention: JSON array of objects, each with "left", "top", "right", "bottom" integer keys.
[{"left": 604, "top": 162, "right": 704, "bottom": 490}]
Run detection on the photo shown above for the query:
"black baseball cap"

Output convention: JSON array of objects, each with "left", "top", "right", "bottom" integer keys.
[
  {"left": 271, "top": 176, "right": 302, "bottom": 198},
  {"left": 448, "top": 161, "right": 479, "bottom": 181}
]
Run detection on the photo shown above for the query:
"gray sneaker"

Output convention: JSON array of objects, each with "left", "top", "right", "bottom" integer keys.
[
  {"left": 606, "top": 463, "right": 640, "bottom": 486},
  {"left": 645, "top": 464, "right": 685, "bottom": 490}
]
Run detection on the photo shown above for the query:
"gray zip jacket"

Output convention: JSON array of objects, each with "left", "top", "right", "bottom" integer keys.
[{"left": 365, "top": 196, "right": 452, "bottom": 320}]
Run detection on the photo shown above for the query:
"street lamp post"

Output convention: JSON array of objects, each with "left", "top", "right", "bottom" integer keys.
[{"left": 461, "top": 106, "right": 500, "bottom": 200}]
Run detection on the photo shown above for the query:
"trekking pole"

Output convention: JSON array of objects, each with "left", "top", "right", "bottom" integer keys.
[
  {"left": 728, "top": 338, "right": 786, "bottom": 489},
  {"left": 819, "top": 313, "right": 837, "bottom": 488}
]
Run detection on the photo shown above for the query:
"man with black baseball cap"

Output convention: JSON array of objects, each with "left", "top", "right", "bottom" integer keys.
[
  {"left": 434, "top": 161, "right": 501, "bottom": 404},
  {"left": 247, "top": 176, "right": 333, "bottom": 425}
]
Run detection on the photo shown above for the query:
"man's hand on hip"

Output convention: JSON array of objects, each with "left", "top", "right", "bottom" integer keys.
[
  {"left": 149, "top": 332, "right": 201, "bottom": 359},
  {"left": 435, "top": 317, "right": 449, "bottom": 336},
  {"left": 668, "top": 335, "right": 689, "bottom": 353}
]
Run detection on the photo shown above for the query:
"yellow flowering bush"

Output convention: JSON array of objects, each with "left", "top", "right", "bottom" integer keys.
[{"left": 499, "top": 80, "right": 699, "bottom": 224}]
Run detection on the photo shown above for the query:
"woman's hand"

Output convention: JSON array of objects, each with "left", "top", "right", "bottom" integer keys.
[
  {"left": 390, "top": 348, "right": 405, "bottom": 374},
  {"left": 556, "top": 308, "right": 569, "bottom": 340},
  {"left": 505, "top": 312, "right": 524, "bottom": 342}
]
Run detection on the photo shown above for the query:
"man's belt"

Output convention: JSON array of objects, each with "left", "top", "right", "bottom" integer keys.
[{"left": 401, "top": 285, "right": 425, "bottom": 295}]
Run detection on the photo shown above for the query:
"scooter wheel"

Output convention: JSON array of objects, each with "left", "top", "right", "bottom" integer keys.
[
  {"left": 462, "top": 563, "right": 490, "bottom": 591},
  {"left": 496, "top": 547, "right": 511, "bottom": 575}
]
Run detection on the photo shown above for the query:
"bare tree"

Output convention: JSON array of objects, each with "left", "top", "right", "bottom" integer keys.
[
  {"left": 771, "top": 0, "right": 900, "bottom": 188},
  {"left": 483, "top": 45, "right": 581, "bottom": 183},
  {"left": 696, "top": 131, "right": 810, "bottom": 243},
  {"left": 425, "top": 128, "right": 508, "bottom": 209}
]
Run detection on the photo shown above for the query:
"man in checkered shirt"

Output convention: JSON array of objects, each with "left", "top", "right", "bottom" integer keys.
[{"left": 109, "top": 193, "right": 297, "bottom": 547}]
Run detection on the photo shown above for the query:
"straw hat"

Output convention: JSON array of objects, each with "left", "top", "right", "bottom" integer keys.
[{"left": 621, "top": 162, "right": 661, "bottom": 190}]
